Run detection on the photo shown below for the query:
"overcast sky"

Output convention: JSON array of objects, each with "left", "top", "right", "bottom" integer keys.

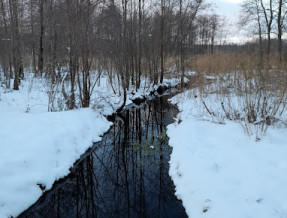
[
  {"left": 210, "top": 0, "right": 242, "bottom": 20},
  {"left": 207, "top": 0, "right": 247, "bottom": 43}
]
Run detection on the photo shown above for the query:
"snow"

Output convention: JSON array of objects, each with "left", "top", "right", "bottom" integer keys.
[
  {"left": 185, "top": 71, "right": 197, "bottom": 76},
  {"left": 0, "top": 77, "right": 113, "bottom": 217},
  {"left": 89, "top": 74, "right": 185, "bottom": 115},
  {"left": 0, "top": 72, "right": 184, "bottom": 217},
  {"left": 0, "top": 109, "right": 111, "bottom": 217},
  {"left": 167, "top": 90, "right": 287, "bottom": 218}
]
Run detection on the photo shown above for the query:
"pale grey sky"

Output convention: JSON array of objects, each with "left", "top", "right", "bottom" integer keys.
[
  {"left": 208, "top": 0, "right": 248, "bottom": 43},
  {"left": 210, "top": 0, "right": 242, "bottom": 21}
]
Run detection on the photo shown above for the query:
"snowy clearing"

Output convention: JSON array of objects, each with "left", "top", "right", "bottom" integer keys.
[{"left": 167, "top": 90, "right": 287, "bottom": 218}]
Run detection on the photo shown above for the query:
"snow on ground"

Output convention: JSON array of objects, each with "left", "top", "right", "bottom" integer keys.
[
  {"left": 0, "top": 108, "right": 111, "bottom": 217},
  {"left": 90, "top": 74, "right": 186, "bottom": 115},
  {"left": 167, "top": 90, "right": 287, "bottom": 218},
  {"left": 0, "top": 72, "right": 183, "bottom": 217},
  {"left": 0, "top": 77, "right": 112, "bottom": 217},
  {"left": 185, "top": 71, "right": 197, "bottom": 76}
]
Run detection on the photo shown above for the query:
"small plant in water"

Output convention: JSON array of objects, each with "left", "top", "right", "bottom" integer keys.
[
  {"left": 131, "top": 140, "right": 157, "bottom": 155},
  {"left": 157, "top": 129, "right": 167, "bottom": 142}
]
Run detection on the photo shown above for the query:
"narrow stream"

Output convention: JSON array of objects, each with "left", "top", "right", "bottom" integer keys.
[{"left": 19, "top": 94, "right": 187, "bottom": 218}]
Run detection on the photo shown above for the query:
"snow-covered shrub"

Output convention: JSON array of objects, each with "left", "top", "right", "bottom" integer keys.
[{"left": 185, "top": 62, "right": 287, "bottom": 139}]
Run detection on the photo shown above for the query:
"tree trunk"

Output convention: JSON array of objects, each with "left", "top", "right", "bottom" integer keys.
[
  {"left": 260, "top": 0, "right": 273, "bottom": 55},
  {"left": 256, "top": 0, "right": 263, "bottom": 64},
  {"left": 179, "top": 0, "right": 185, "bottom": 89},
  {"left": 38, "top": 0, "right": 44, "bottom": 75},
  {"left": 136, "top": 0, "right": 142, "bottom": 90},
  {"left": 160, "top": 0, "right": 165, "bottom": 84},
  {"left": 277, "top": 0, "right": 282, "bottom": 62},
  {"left": 30, "top": 0, "right": 37, "bottom": 74}
]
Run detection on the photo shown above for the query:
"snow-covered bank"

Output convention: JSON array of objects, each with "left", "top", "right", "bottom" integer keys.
[
  {"left": 91, "top": 76, "right": 188, "bottom": 115},
  {"left": 0, "top": 75, "right": 113, "bottom": 217},
  {"left": 0, "top": 109, "right": 111, "bottom": 217},
  {"left": 167, "top": 90, "right": 287, "bottom": 218}
]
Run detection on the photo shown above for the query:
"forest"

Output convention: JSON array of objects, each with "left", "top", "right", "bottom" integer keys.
[
  {"left": 1, "top": 0, "right": 286, "bottom": 109},
  {"left": 1, "top": 0, "right": 229, "bottom": 110}
]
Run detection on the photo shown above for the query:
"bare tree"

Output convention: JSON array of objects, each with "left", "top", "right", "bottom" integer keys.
[
  {"left": 136, "top": 0, "right": 142, "bottom": 90},
  {"left": 277, "top": 0, "right": 283, "bottom": 61},
  {"left": 239, "top": 0, "right": 264, "bottom": 61},
  {"left": 29, "top": 0, "right": 37, "bottom": 74},
  {"left": 260, "top": 0, "right": 273, "bottom": 55},
  {"left": 38, "top": 0, "right": 44, "bottom": 75},
  {"left": 160, "top": 0, "right": 165, "bottom": 84},
  {"left": 0, "top": 0, "right": 13, "bottom": 88}
]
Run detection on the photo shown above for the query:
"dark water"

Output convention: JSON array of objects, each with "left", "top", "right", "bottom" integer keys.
[{"left": 18, "top": 95, "right": 187, "bottom": 218}]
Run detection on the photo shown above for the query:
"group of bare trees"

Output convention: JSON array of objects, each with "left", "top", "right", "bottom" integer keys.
[
  {"left": 240, "top": 0, "right": 286, "bottom": 61},
  {"left": 0, "top": 0, "right": 225, "bottom": 109},
  {"left": 0, "top": 0, "right": 23, "bottom": 90}
]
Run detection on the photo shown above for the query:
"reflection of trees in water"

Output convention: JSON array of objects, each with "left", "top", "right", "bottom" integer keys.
[{"left": 19, "top": 96, "right": 186, "bottom": 218}]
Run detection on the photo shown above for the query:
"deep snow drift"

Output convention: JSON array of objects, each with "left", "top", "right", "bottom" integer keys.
[
  {"left": 167, "top": 90, "right": 287, "bottom": 218},
  {"left": 0, "top": 73, "right": 184, "bottom": 217}
]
